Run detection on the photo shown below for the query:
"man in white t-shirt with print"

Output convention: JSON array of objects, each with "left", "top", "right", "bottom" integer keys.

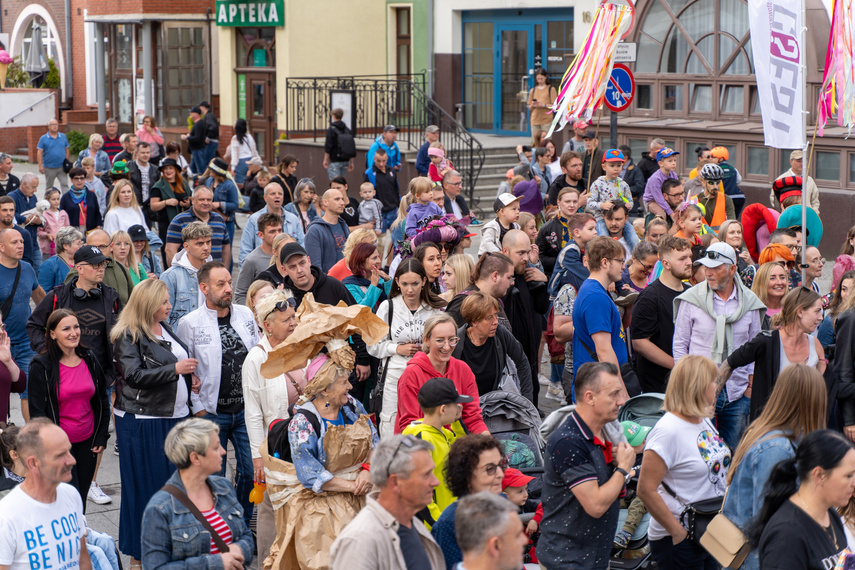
[{"left": 0, "top": 418, "right": 92, "bottom": 570}]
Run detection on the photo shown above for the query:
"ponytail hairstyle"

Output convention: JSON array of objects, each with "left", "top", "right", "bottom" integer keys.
[
  {"left": 0, "top": 423, "right": 21, "bottom": 470},
  {"left": 748, "top": 429, "right": 854, "bottom": 547}
]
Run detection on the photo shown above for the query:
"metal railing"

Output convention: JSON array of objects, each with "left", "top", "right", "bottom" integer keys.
[{"left": 284, "top": 74, "right": 485, "bottom": 204}]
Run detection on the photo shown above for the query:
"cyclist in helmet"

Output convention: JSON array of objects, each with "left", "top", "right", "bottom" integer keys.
[{"left": 696, "top": 163, "right": 735, "bottom": 230}]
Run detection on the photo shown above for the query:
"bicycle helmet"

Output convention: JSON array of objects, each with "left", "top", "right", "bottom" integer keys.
[{"left": 699, "top": 163, "right": 724, "bottom": 181}]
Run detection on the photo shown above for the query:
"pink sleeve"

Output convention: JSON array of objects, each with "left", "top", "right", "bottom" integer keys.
[
  {"left": 395, "top": 369, "right": 422, "bottom": 434},
  {"left": 152, "top": 128, "right": 164, "bottom": 144},
  {"left": 833, "top": 255, "right": 855, "bottom": 291}
]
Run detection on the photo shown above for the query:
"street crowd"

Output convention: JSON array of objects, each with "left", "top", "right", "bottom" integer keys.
[{"left": 1, "top": 103, "right": 855, "bottom": 570}]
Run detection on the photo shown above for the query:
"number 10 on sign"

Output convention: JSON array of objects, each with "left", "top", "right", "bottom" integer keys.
[{"left": 604, "top": 64, "right": 635, "bottom": 113}]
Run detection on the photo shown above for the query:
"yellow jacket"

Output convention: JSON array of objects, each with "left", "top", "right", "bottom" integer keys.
[{"left": 402, "top": 420, "right": 459, "bottom": 526}]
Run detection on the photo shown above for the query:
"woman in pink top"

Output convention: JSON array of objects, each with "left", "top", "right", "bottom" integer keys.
[
  {"left": 137, "top": 115, "right": 165, "bottom": 163},
  {"left": 26, "top": 309, "right": 110, "bottom": 511}
]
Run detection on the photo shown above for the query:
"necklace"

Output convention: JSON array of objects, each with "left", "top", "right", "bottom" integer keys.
[{"left": 796, "top": 494, "right": 838, "bottom": 550}]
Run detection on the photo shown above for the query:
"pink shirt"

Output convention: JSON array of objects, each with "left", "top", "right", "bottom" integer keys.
[
  {"left": 58, "top": 360, "right": 95, "bottom": 443},
  {"left": 37, "top": 209, "right": 71, "bottom": 255}
]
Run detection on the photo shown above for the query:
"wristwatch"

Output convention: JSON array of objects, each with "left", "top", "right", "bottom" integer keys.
[{"left": 615, "top": 468, "right": 633, "bottom": 485}]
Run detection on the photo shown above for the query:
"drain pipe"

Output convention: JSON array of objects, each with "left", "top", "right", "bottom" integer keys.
[
  {"left": 64, "top": 0, "right": 73, "bottom": 105},
  {"left": 426, "top": 0, "right": 434, "bottom": 97}
]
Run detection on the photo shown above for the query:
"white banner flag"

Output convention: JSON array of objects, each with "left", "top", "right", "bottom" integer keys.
[{"left": 748, "top": 0, "right": 805, "bottom": 149}]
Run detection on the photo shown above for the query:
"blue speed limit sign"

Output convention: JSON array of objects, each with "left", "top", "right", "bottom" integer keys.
[{"left": 604, "top": 63, "right": 635, "bottom": 112}]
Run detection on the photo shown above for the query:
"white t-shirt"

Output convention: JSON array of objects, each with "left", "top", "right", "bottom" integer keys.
[
  {"left": 618, "top": 237, "right": 632, "bottom": 261},
  {"left": 644, "top": 412, "right": 731, "bottom": 541},
  {"left": 0, "top": 483, "right": 86, "bottom": 570}
]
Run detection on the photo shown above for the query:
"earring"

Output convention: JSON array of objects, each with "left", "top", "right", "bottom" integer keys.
[{"left": 324, "top": 401, "right": 330, "bottom": 408}]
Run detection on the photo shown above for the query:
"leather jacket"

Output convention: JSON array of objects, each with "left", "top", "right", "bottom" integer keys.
[{"left": 113, "top": 322, "right": 193, "bottom": 417}]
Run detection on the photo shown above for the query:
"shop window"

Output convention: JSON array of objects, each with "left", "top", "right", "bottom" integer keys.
[
  {"left": 628, "top": 138, "right": 649, "bottom": 163},
  {"left": 462, "top": 22, "right": 494, "bottom": 131},
  {"left": 749, "top": 87, "right": 761, "bottom": 115},
  {"left": 720, "top": 85, "right": 744, "bottom": 114},
  {"left": 162, "top": 24, "right": 207, "bottom": 127},
  {"left": 849, "top": 154, "right": 855, "bottom": 184},
  {"left": 780, "top": 149, "right": 798, "bottom": 174},
  {"left": 636, "top": 85, "right": 652, "bottom": 109},
  {"left": 747, "top": 147, "right": 768, "bottom": 176},
  {"left": 545, "top": 21, "right": 574, "bottom": 80},
  {"left": 685, "top": 141, "right": 708, "bottom": 166},
  {"left": 815, "top": 151, "right": 840, "bottom": 181},
  {"left": 664, "top": 85, "right": 682, "bottom": 111},
  {"left": 690, "top": 84, "right": 712, "bottom": 113},
  {"left": 237, "top": 28, "right": 275, "bottom": 68}
]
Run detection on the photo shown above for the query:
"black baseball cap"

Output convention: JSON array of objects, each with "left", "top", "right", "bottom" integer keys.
[
  {"left": 417, "top": 378, "right": 473, "bottom": 408},
  {"left": 279, "top": 242, "right": 308, "bottom": 265},
  {"left": 74, "top": 245, "right": 108, "bottom": 265},
  {"left": 128, "top": 225, "right": 148, "bottom": 242}
]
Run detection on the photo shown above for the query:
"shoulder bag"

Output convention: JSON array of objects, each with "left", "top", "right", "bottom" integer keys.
[
  {"left": 369, "top": 300, "right": 394, "bottom": 414},
  {"left": 161, "top": 484, "right": 231, "bottom": 554},
  {"left": 0, "top": 264, "right": 22, "bottom": 322},
  {"left": 660, "top": 479, "right": 723, "bottom": 548},
  {"left": 698, "top": 488, "right": 750, "bottom": 569}
]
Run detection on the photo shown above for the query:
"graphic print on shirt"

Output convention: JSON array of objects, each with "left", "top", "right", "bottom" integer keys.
[
  {"left": 217, "top": 320, "right": 247, "bottom": 411},
  {"left": 697, "top": 427, "right": 731, "bottom": 491}
]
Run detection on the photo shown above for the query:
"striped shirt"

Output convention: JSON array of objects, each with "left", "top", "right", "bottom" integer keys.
[
  {"left": 165, "top": 209, "right": 229, "bottom": 262},
  {"left": 102, "top": 135, "right": 123, "bottom": 161},
  {"left": 200, "top": 507, "right": 233, "bottom": 554}
]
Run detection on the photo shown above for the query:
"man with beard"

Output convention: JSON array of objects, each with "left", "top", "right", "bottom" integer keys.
[
  {"left": 0, "top": 419, "right": 93, "bottom": 570},
  {"left": 446, "top": 252, "right": 516, "bottom": 329},
  {"left": 176, "top": 261, "right": 259, "bottom": 527},
  {"left": 602, "top": 201, "right": 633, "bottom": 261},
  {"left": 502, "top": 230, "right": 549, "bottom": 402},
  {"left": 546, "top": 151, "right": 587, "bottom": 207},
  {"left": 630, "top": 236, "right": 692, "bottom": 393}
]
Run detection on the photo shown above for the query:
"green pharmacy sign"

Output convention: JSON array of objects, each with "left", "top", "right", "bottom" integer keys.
[{"left": 216, "top": 0, "right": 284, "bottom": 26}]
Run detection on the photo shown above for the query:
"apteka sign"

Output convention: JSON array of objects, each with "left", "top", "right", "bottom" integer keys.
[{"left": 216, "top": 0, "right": 284, "bottom": 26}]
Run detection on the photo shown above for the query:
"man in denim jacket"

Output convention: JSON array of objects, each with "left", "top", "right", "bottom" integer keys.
[{"left": 160, "top": 222, "right": 210, "bottom": 328}]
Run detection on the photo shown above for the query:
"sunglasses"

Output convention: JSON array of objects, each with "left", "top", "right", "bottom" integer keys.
[
  {"left": 479, "top": 458, "right": 509, "bottom": 476},
  {"left": 386, "top": 435, "right": 418, "bottom": 479},
  {"left": 264, "top": 297, "right": 297, "bottom": 320},
  {"left": 703, "top": 250, "right": 734, "bottom": 265}
]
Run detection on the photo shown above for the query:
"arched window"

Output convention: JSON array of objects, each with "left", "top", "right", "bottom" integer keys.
[{"left": 636, "top": 0, "right": 753, "bottom": 76}]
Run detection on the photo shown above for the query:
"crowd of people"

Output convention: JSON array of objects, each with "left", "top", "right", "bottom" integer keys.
[{"left": 1, "top": 112, "right": 855, "bottom": 570}]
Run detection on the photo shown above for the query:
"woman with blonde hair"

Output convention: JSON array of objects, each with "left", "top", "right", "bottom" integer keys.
[
  {"left": 244, "top": 279, "right": 274, "bottom": 328},
  {"left": 111, "top": 230, "right": 148, "bottom": 285},
  {"left": 441, "top": 254, "right": 474, "bottom": 301},
  {"left": 637, "top": 355, "right": 730, "bottom": 569},
  {"left": 75, "top": 132, "right": 110, "bottom": 178},
  {"left": 111, "top": 278, "right": 199, "bottom": 566},
  {"left": 717, "top": 219, "right": 752, "bottom": 272},
  {"left": 752, "top": 261, "right": 789, "bottom": 329},
  {"left": 103, "top": 179, "right": 148, "bottom": 234},
  {"left": 723, "top": 364, "right": 827, "bottom": 570}
]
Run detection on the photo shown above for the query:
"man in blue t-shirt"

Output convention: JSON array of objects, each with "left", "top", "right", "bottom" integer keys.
[
  {"left": 37, "top": 119, "right": 70, "bottom": 192},
  {"left": 572, "top": 236, "right": 629, "bottom": 394},
  {"left": 0, "top": 228, "right": 46, "bottom": 421}
]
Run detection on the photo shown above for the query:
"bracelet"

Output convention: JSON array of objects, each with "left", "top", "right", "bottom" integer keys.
[{"left": 361, "top": 463, "right": 370, "bottom": 472}]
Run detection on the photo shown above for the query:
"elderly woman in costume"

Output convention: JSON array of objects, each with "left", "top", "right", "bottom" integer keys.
[{"left": 260, "top": 294, "right": 387, "bottom": 570}]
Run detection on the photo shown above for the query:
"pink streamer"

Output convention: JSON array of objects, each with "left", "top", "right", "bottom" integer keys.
[{"left": 818, "top": 0, "right": 855, "bottom": 137}]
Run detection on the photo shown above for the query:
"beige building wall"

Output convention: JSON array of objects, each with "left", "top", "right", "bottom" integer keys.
[{"left": 218, "top": 0, "right": 388, "bottom": 130}]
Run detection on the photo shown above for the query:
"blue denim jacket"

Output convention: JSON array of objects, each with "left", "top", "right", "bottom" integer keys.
[
  {"left": 288, "top": 396, "right": 379, "bottom": 493},
  {"left": 160, "top": 258, "right": 201, "bottom": 328},
  {"left": 142, "top": 471, "right": 254, "bottom": 570},
  {"left": 722, "top": 430, "right": 795, "bottom": 570},
  {"left": 207, "top": 178, "right": 240, "bottom": 221}
]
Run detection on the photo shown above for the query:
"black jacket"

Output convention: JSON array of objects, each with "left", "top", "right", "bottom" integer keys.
[
  {"left": 128, "top": 160, "right": 161, "bottom": 210},
  {"left": 503, "top": 272, "right": 549, "bottom": 371},
  {"left": 581, "top": 148, "right": 605, "bottom": 184},
  {"left": 546, "top": 176, "right": 586, "bottom": 207},
  {"left": 204, "top": 111, "right": 220, "bottom": 140},
  {"left": 113, "top": 323, "right": 193, "bottom": 416},
  {"left": 27, "top": 280, "right": 122, "bottom": 377},
  {"left": 257, "top": 265, "right": 286, "bottom": 288},
  {"left": 0, "top": 173, "right": 20, "bottom": 197},
  {"left": 324, "top": 120, "right": 352, "bottom": 162},
  {"left": 452, "top": 324, "right": 534, "bottom": 404},
  {"left": 622, "top": 159, "right": 646, "bottom": 198},
  {"left": 835, "top": 312, "right": 855, "bottom": 425},
  {"left": 443, "top": 194, "right": 471, "bottom": 218},
  {"left": 187, "top": 119, "right": 207, "bottom": 150},
  {"left": 638, "top": 152, "right": 659, "bottom": 182},
  {"left": 726, "top": 330, "right": 781, "bottom": 422},
  {"left": 535, "top": 218, "right": 565, "bottom": 276},
  {"left": 283, "top": 267, "right": 370, "bottom": 365},
  {"left": 28, "top": 350, "right": 111, "bottom": 449}
]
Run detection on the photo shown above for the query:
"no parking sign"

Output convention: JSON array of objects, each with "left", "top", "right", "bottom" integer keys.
[{"left": 604, "top": 63, "right": 635, "bottom": 112}]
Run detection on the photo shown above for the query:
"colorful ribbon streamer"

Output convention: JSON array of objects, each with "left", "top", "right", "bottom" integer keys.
[
  {"left": 546, "top": 1, "right": 634, "bottom": 137},
  {"left": 817, "top": 0, "right": 855, "bottom": 137}
]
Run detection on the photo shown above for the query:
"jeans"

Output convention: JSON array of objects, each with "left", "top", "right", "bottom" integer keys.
[
  {"left": 225, "top": 220, "right": 235, "bottom": 272},
  {"left": 204, "top": 140, "right": 219, "bottom": 164},
  {"left": 650, "top": 537, "right": 718, "bottom": 570},
  {"left": 44, "top": 167, "right": 69, "bottom": 192},
  {"left": 234, "top": 158, "right": 249, "bottom": 185},
  {"left": 381, "top": 209, "right": 398, "bottom": 233},
  {"left": 596, "top": 218, "right": 641, "bottom": 253},
  {"left": 12, "top": 343, "right": 34, "bottom": 399},
  {"left": 209, "top": 409, "right": 254, "bottom": 526},
  {"left": 715, "top": 390, "right": 750, "bottom": 450},
  {"left": 190, "top": 150, "right": 207, "bottom": 177},
  {"left": 327, "top": 161, "right": 348, "bottom": 180}
]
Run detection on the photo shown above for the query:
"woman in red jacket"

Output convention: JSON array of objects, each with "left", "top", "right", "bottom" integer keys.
[{"left": 396, "top": 313, "right": 489, "bottom": 434}]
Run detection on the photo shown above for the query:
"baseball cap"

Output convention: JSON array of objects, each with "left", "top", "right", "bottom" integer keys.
[
  {"left": 279, "top": 242, "right": 308, "bottom": 264},
  {"left": 463, "top": 231, "right": 476, "bottom": 238},
  {"left": 417, "top": 378, "right": 473, "bottom": 408},
  {"left": 656, "top": 147, "right": 680, "bottom": 161},
  {"left": 573, "top": 120, "right": 589, "bottom": 130},
  {"left": 190, "top": 106, "right": 202, "bottom": 114},
  {"left": 790, "top": 150, "right": 803, "bottom": 161},
  {"left": 501, "top": 468, "right": 535, "bottom": 490},
  {"left": 603, "top": 149, "right": 626, "bottom": 163},
  {"left": 581, "top": 130, "right": 596, "bottom": 140},
  {"left": 695, "top": 242, "right": 736, "bottom": 268},
  {"left": 199, "top": 100, "right": 211, "bottom": 108},
  {"left": 128, "top": 225, "right": 148, "bottom": 242},
  {"left": 425, "top": 125, "right": 440, "bottom": 134},
  {"left": 621, "top": 421, "right": 652, "bottom": 447},
  {"left": 494, "top": 192, "right": 522, "bottom": 213},
  {"left": 383, "top": 124, "right": 398, "bottom": 132},
  {"left": 505, "top": 169, "right": 515, "bottom": 179},
  {"left": 74, "top": 245, "right": 108, "bottom": 265}
]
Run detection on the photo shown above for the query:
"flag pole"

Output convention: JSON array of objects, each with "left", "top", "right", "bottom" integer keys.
[{"left": 800, "top": 0, "right": 808, "bottom": 285}]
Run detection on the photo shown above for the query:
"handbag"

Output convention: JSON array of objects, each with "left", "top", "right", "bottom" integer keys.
[
  {"left": 368, "top": 300, "right": 394, "bottom": 414},
  {"left": 699, "top": 511, "right": 751, "bottom": 569},
  {"left": 62, "top": 158, "right": 73, "bottom": 174},
  {"left": 661, "top": 480, "right": 724, "bottom": 547}
]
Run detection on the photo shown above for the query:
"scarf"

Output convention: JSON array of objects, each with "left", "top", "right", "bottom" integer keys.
[
  {"left": 341, "top": 275, "right": 388, "bottom": 311},
  {"left": 558, "top": 215, "right": 570, "bottom": 249},
  {"left": 70, "top": 186, "right": 86, "bottom": 203},
  {"left": 674, "top": 278, "right": 767, "bottom": 364}
]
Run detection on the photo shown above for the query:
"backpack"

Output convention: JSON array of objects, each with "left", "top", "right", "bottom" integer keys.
[
  {"left": 267, "top": 402, "right": 357, "bottom": 463},
  {"left": 336, "top": 125, "right": 356, "bottom": 160}
]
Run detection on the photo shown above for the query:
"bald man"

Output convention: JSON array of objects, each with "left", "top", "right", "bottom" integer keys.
[
  {"left": 502, "top": 229, "right": 550, "bottom": 404},
  {"left": 304, "top": 188, "right": 351, "bottom": 272},
  {"left": 64, "top": 229, "right": 134, "bottom": 305}
]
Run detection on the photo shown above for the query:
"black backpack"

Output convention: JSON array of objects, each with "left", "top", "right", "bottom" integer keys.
[
  {"left": 267, "top": 402, "right": 357, "bottom": 463},
  {"left": 336, "top": 125, "right": 356, "bottom": 160}
]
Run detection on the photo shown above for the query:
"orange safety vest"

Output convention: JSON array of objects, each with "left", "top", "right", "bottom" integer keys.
[{"left": 698, "top": 189, "right": 727, "bottom": 230}]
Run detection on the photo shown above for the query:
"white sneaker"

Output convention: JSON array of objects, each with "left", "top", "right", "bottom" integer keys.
[
  {"left": 538, "top": 374, "right": 551, "bottom": 386},
  {"left": 544, "top": 384, "right": 565, "bottom": 402},
  {"left": 88, "top": 482, "right": 112, "bottom": 505}
]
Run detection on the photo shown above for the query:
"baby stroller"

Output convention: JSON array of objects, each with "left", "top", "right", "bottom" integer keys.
[{"left": 480, "top": 390, "right": 545, "bottom": 470}]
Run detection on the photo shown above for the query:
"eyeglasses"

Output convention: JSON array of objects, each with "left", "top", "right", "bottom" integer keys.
[
  {"left": 665, "top": 190, "right": 686, "bottom": 198},
  {"left": 446, "top": 181, "right": 462, "bottom": 187},
  {"left": 811, "top": 257, "right": 826, "bottom": 266},
  {"left": 386, "top": 435, "right": 418, "bottom": 479},
  {"left": 72, "top": 176, "right": 86, "bottom": 180},
  {"left": 479, "top": 458, "right": 509, "bottom": 476},
  {"left": 80, "top": 261, "right": 108, "bottom": 269},
  {"left": 635, "top": 258, "right": 655, "bottom": 272},
  {"left": 264, "top": 297, "right": 297, "bottom": 320},
  {"left": 440, "top": 243, "right": 454, "bottom": 252},
  {"left": 609, "top": 258, "right": 626, "bottom": 265},
  {"left": 432, "top": 336, "right": 460, "bottom": 346},
  {"left": 788, "top": 244, "right": 802, "bottom": 255}
]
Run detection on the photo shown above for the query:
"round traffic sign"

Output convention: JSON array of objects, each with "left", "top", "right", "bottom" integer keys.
[{"left": 604, "top": 63, "right": 635, "bottom": 112}]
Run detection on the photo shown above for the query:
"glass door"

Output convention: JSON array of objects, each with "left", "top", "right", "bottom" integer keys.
[{"left": 496, "top": 25, "right": 534, "bottom": 134}]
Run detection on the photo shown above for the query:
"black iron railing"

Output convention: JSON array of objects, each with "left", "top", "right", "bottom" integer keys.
[{"left": 284, "top": 74, "right": 485, "bottom": 204}]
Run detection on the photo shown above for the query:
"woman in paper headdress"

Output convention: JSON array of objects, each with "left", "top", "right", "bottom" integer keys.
[{"left": 260, "top": 294, "right": 386, "bottom": 570}]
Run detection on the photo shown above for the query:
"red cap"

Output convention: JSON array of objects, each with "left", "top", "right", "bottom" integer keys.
[{"left": 501, "top": 467, "right": 535, "bottom": 489}]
